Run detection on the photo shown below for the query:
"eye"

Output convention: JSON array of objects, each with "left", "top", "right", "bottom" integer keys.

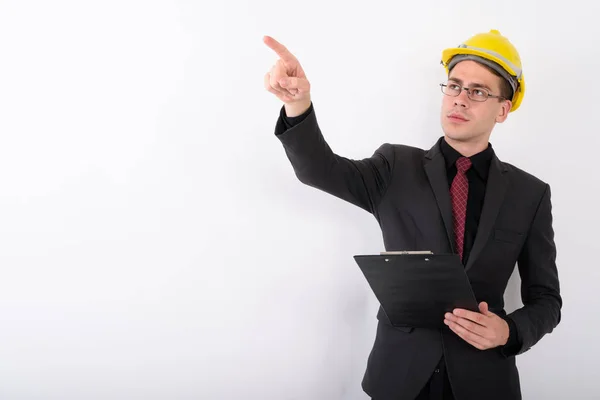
[
  {"left": 473, "top": 89, "right": 487, "bottom": 97},
  {"left": 448, "top": 84, "right": 460, "bottom": 91}
]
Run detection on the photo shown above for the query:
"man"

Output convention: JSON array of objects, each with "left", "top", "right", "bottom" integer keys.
[{"left": 263, "top": 29, "right": 561, "bottom": 400}]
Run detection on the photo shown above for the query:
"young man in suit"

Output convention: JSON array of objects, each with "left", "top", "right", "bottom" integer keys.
[{"left": 263, "top": 29, "right": 562, "bottom": 400}]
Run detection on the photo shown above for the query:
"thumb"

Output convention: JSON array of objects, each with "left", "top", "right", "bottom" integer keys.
[
  {"left": 279, "top": 77, "right": 310, "bottom": 93},
  {"left": 479, "top": 301, "right": 492, "bottom": 315}
]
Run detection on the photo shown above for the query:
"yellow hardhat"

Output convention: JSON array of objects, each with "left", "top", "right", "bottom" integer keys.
[{"left": 441, "top": 29, "right": 525, "bottom": 112}]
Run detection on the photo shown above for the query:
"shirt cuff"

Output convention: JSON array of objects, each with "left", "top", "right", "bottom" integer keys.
[
  {"left": 280, "top": 102, "right": 314, "bottom": 130},
  {"left": 499, "top": 315, "right": 522, "bottom": 357}
]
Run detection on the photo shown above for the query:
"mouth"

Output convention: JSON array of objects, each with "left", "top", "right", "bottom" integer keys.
[{"left": 447, "top": 113, "right": 469, "bottom": 122}]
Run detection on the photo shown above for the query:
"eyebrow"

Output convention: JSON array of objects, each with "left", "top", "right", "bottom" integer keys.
[{"left": 448, "top": 77, "right": 493, "bottom": 92}]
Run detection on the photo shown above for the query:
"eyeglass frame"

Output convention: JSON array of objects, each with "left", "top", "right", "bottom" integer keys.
[{"left": 439, "top": 80, "right": 505, "bottom": 102}]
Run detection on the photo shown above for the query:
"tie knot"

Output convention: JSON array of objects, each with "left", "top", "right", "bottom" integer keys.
[{"left": 456, "top": 157, "right": 472, "bottom": 173}]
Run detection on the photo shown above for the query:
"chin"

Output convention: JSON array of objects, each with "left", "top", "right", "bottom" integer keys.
[
  {"left": 442, "top": 124, "right": 469, "bottom": 140},
  {"left": 442, "top": 128, "right": 482, "bottom": 144}
]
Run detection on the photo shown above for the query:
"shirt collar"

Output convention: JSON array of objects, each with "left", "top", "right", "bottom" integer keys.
[{"left": 439, "top": 137, "right": 494, "bottom": 181}]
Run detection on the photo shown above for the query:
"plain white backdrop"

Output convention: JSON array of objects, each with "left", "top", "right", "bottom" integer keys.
[{"left": 0, "top": 0, "right": 598, "bottom": 399}]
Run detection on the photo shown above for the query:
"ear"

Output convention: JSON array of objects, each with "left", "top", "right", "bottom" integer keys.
[{"left": 495, "top": 99, "right": 512, "bottom": 123}]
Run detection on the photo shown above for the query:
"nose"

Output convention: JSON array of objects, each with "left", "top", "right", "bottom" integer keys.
[{"left": 454, "top": 89, "right": 470, "bottom": 108}]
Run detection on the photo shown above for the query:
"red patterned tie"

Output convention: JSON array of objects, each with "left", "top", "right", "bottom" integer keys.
[{"left": 450, "top": 157, "right": 472, "bottom": 262}]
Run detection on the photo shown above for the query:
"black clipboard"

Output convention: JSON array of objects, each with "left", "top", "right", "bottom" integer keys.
[{"left": 353, "top": 253, "right": 479, "bottom": 329}]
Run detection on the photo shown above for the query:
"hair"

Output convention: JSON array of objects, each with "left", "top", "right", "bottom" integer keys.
[{"left": 479, "top": 64, "right": 514, "bottom": 101}]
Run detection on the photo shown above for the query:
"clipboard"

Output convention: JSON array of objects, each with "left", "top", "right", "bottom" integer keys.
[{"left": 353, "top": 253, "right": 479, "bottom": 329}]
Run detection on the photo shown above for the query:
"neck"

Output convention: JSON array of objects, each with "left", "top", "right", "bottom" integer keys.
[{"left": 443, "top": 135, "right": 489, "bottom": 157}]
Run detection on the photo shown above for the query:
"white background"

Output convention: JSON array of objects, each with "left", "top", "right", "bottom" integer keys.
[{"left": 0, "top": 0, "right": 598, "bottom": 399}]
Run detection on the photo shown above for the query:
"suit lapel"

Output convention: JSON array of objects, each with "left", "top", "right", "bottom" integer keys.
[
  {"left": 464, "top": 155, "right": 509, "bottom": 271},
  {"left": 423, "top": 142, "right": 455, "bottom": 253}
]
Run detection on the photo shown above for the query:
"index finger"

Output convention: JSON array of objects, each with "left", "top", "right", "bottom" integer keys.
[
  {"left": 263, "top": 35, "right": 297, "bottom": 63},
  {"left": 452, "top": 308, "right": 487, "bottom": 326}
]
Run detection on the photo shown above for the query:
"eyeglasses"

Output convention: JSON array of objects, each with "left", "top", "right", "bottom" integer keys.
[{"left": 440, "top": 81, "right": 504, "bottom": 102}]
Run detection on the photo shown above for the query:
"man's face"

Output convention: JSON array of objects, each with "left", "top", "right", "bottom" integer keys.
[{"left": 440, "top": 60, "right": 511, "bottom": 144}]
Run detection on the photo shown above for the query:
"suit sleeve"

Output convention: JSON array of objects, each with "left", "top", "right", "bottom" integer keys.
[
  {"left": 503, "top": 184, "right": 562, "bottom": 356},
  {"left": 274, "top": 102, "right": 395, "bottom": 214}
]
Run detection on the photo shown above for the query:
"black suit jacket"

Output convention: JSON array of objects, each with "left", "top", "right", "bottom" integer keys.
[{"left": 274, "top": 103, "right": 562, "bottom": 400}]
